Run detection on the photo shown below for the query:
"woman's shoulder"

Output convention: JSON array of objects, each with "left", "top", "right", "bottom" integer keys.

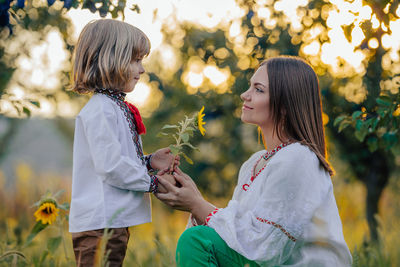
[
  {"left": 273, "top": 142, "right": 318, "bottom": 165},
  {"left": 246, "top": 150, "right": 266, "bottom": 163}
]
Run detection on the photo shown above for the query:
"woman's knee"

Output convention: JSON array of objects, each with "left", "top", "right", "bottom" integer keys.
[{"left": 177, "top": 226, "right": 215, "bottom": 251}]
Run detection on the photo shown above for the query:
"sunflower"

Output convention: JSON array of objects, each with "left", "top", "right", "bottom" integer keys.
[
  {"left": 197, "top": 106, "right": 206, "bottom": 136},
  {"left": 34, "top": 201, "right": 59, "bottom": 225}
]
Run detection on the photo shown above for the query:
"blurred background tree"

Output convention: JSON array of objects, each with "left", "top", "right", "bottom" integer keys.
[
  {"left": 146, "top": 0, "right": 400, "bottom": 243},
  {"left": 1, "top": 0, "right": 399, "bottom": 249}
]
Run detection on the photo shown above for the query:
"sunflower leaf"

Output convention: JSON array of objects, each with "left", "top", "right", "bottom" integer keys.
[
  {"left": 24, "top": 221, "right": 48, "bottom": 247},
  {"left": 58, "top": 202, "right": 70, "bottom": 211},
  {"left": 47, "top": 237, "right": 62, "bottom": 254},
  {"left": 52, "top": 189, "right": 65, "bottom": 200}
]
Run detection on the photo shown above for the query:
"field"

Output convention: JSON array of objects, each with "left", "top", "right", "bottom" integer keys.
[{"left": 0, "top": 162, "right": 399, "bottom": 266}]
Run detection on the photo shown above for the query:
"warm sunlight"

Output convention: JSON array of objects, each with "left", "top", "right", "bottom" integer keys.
[{"left": 3, "top": 0, "right": 400, "bottom": 117}]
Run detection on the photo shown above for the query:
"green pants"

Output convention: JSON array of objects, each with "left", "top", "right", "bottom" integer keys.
[{"left": 176, "top": 226, "right": 260, "bottom": 267}]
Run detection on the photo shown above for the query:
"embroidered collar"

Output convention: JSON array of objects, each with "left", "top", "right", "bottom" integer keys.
[{"left": 95, "top": 88, "right": 126, "bottom": 101}]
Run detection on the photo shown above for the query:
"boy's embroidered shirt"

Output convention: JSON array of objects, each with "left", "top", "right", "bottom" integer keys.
[
  {"left": 69, "top": 93, "right": 154, "bottom": 233},
  {"left": 95, "top": 88, "right": 146, "bottom": 164},
  {"left": 189, "top": 143, "right": 352, "bottom": 267}
]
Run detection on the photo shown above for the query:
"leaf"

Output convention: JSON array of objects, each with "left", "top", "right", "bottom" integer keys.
[
  {"left": 355, "top": 119, "right": 363, "bottom": 131},
  {"left": 367, "top": 137, "right": 378, "bottom": 152},
  {"left": 182, "top": 142, "right": 199, "bottom": 151},
  {"left": 333, "top": 115, "right": 347, "bottom": 127},
  {"left": 24, "top": 221, "right": 47, "bottom": 247},
  {"left": 162, "top": 124, "right": 179, "bottom": 130},
  {"left": 338, "top": 120, "right": 350, "bottom": 132},
  {"left": 352, "top": 111, "right": 362, "bottom": 120},
  {"left": 29, "top": 100, "right": 40, "bottom": 108},
  {"left": 58, "top": 202, "right": 69, "bottom": 211},
  {"left": 39, "top": 250, "right": 49, "bottom": 264},
  {"left": 52, "top": 189, "right": 65, "bottom": 199},
  {"left": 156, "top": 132, "right": 169, "bottom": 137},
  {"left": 382, "top": 132, "right": 398, "bottom": 150},
  {"left": 376, "top": 97, "right": 391, "bottom": 107},
  {"left": 182, "top": 152, "right": 194, "bottom": 165},
  {"left": 354, "top": 128, "right": 368, "bottom": 142},
  {"left": 23, "top": 107, "right": 31, "bottom": 117},
  {"left": 169, "top": 145, "right": 180, "bottom": 155},
  {"left": 181, "top": 133, "right": 189, "bottom": 143},
  {"left": 47, "top": 237, "right": 62, "bottom": 254},
  {"left": 0, "top": 251, "right": 26, "bottom": 262},
  {"left": 367, "top": 117, "right": 379, "bottom": 132}
]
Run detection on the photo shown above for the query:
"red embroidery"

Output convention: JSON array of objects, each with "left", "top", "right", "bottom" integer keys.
[
  {"left": 256, "top": 217, "right": 297, "bottom": 242},
  {"left": 205, "top": 208, "right": 219, "bottom": 225},
  {"left": 124, "top": 101, "right": 146, "bottom": 135},
  {"left": 241, "top": 142, "right": 292, "bottom": 191}
]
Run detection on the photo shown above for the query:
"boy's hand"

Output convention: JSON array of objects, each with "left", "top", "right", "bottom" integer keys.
[
  {"left": 156, "top": 173, "right": 176, "bottom": 193},
  {"left": 151, "top": 148, "right": 180, "bottom": 172}
]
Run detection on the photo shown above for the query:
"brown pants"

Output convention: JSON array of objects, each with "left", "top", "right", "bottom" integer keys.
[{"left": 72, "top": 227, "right": 130, "bottom": 267}]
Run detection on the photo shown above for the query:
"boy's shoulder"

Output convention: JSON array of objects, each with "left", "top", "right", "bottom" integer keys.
[{"left": 78, "top": 93, "right": 119, "bottom": 118}]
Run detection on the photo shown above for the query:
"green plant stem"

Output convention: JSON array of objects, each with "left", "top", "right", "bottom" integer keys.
[
  {"left": 176, "top": 116, "right": 192, "bottom": 149},
  {"left": 59, "top": 219, "right": 69, "bottom": 262}
]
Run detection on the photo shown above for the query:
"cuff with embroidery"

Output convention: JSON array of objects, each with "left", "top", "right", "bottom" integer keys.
[
  {"left": 205, "top": 208, "right": 219, "bottom": 226},
  {"left": 144, "top": 154, "right": 156, "bottom": 173},
  {"left": 149, "top": 175, "right": 158, "bottom": 193}
]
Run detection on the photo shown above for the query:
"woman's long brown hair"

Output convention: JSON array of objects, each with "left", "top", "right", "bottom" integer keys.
[{"left": 261, "top": 56, "right": 334, "bottom": 176}]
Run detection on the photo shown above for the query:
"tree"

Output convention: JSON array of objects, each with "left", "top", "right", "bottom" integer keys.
[{"left": 145, "top": 0, "right": 400, "bottom": 242}]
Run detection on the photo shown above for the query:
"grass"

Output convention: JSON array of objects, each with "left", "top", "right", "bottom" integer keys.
[{"left": 0, "top": 162, "right": 399, "bottom": 266}]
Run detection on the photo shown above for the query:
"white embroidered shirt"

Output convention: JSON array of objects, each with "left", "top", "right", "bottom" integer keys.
[
  {"left": 202, "top": 143, "right": 352, "bottom": 266},
  {"left": 69, "top": 93, "right": 153, "bottom": 233}
]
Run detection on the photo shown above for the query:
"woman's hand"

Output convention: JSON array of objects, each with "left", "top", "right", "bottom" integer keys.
[
  {"left": 150, "top": 148, "right": 180, "bottom": 172},
  {"left": 155, "top": 168, "right": 215, "bottom": 224}
]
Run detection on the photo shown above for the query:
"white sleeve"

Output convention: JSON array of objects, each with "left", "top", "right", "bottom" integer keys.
[
  {"left": 80, "top": 103, "right": 152, "bottom": 192},
  {"left": 207, "top": 152, "right": 329, "bottom": 266}
]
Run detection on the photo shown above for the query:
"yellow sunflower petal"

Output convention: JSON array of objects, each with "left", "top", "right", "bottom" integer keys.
[
  {"left": 34, "top": 202, "right": 59, "bottom": 225},
  {"left": 197, "top": 106, "right": 206, "bottom": 136}
]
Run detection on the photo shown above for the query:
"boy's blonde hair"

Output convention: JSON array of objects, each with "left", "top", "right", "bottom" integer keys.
[{"left": 71, "top": 19, "right": 150, "bottom": 94}]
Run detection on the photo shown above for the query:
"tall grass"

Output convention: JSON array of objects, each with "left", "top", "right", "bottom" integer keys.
[{"left": 0, "top": 162, "right": 399, "bottom": 266}]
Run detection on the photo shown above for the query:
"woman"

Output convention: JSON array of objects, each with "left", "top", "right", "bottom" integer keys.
[{"left": 156, "top": 56, "right": 352, "bottom": 266}]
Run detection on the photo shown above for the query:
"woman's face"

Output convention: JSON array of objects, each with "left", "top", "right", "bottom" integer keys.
[
  {"left": 240, "top": 65, "right": 273, "bottom": 128},
  {"left": 124, "top": 58, "right": 145, "bottom": 93}
]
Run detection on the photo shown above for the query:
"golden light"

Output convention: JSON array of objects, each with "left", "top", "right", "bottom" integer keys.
[
  {"left": 229, "top": 20, "right": 241, "bottom": 38},
  {"left": 186, "top": 72, "right": 204, "bottom": 88},
  {"left": 368, "top": 38, "right": 379, "bottom": 49},
  {"left": 4, "top": 0, "right": 400, "bottom": 118},
  {"left": 10, "top": 87, "right": 24, "bottom": 100},
  {"left": 126, "top": 82, "right": 151, "bottom": 107},
  {"left": 303, "top": 41, "right": 320, "bottom": 56},
  {"left": 351, "top": 26, "right": 364, "bottom": 46},
  {"left": 381, "top": 33, "right": 392, "bottom": 50},
  {"left": 158, "top": 45, "right": 177, "bottom": 70},
  {"left": 371, "top": 14, "right": 380, "bottom": 29},
  {"left": 203, "top": 66, "right": 228, "bottom": 86},
  {"left": 359, "top": 5, "right": 372, "bottom": 20}
]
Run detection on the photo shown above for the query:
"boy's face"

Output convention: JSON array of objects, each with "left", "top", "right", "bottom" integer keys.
[{"left": 124, "top": 58, "right": 145, "bottom": 93}]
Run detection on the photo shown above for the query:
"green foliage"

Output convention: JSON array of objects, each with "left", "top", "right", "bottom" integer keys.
[
  {"left": 158, "top": 109, "right": 203, "bottom": 165},
  {"left": 352, "top": 241, "right": 392, "bottom": 267},
  {"left": 334, "top": 90, "right": 400, "bottom": 152}
]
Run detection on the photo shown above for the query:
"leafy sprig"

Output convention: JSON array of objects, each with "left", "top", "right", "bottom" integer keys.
[{"left": 158, "top": 107, "right": 206, "bottom": 164}]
